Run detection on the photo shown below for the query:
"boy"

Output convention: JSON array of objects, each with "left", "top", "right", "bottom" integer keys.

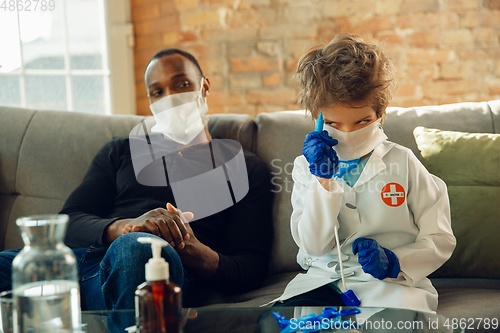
[{"left": 271, "top": 34, "right": 456, "bottom": 312}]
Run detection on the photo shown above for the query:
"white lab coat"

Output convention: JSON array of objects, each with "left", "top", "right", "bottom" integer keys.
[{"left": 270, "top": 141, "right": 456, "bottom": 313}]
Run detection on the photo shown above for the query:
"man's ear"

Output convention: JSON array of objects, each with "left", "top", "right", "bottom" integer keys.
[{"left": 203, "top": 77, "right": 211, "bottom": 98}]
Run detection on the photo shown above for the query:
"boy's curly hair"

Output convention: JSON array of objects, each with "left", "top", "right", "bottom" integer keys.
[{"left": 297, "top": 33, "right": 397, "bottom": 119}]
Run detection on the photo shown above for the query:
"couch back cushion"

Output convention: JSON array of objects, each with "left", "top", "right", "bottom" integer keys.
[
  {"left": 0, "top": 107, "right": 38, "bottom": 250},
  {"left": 384, "top": 102, "right": 496, "bottom": 159},
  {"left": 0, "top": 108, "right": 256, "bottom": 250},
  {"left": 414, "top": 127, "right": 500, "bottom": 278},
  {"left": 256, "top": 111, "right": 315, "bottom": 274},
  {"left": 0, "top": 108, "right": 145, "bottom": 250}
]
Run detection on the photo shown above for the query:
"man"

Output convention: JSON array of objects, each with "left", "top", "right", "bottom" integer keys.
[{"left": 0, "top": 49, "right": 273, "bottom": 312}]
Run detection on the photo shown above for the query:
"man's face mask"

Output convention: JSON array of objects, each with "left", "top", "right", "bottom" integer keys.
[
  {"left": 325, "top": 118, "right": 387, "bottom": 161},
  {"left": 149, "top": 78, "right": 209, "bottom": 145}
]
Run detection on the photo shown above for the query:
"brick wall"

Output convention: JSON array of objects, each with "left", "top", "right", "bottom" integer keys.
[{"left": 132, "top": 0, "right": 500, "bottom": 117}]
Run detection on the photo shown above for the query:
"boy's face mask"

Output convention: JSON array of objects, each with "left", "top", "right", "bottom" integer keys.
[
  {"left": 149, "top": 78, "right": 209, "bottom": 145},
  {"left": 325, "top": 118, "right": 387, "bottom": 161}
]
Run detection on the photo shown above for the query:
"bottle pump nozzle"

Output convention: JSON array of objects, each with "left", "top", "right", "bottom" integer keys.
[{"left": 138, "top": 237, "right": 169, "bottom": 281}]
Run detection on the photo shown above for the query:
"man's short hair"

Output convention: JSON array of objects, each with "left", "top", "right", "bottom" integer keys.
[
  {"left": 144, "top": 48, "right": 204, "bottom": 82},
  {"left": 297, "top": 33, "right": 397, "bottom": 118}
]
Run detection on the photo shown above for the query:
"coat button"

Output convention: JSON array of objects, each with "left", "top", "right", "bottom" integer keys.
[{"left": 304, "top": 257, "right": 313, "bottom": 266}]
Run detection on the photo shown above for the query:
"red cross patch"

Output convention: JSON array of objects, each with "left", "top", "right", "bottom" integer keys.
[{"left": 381, "top": 183, "right": 406, "bottom": 207}]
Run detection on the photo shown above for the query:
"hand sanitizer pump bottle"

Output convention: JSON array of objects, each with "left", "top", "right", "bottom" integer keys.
[{"left": 135, "top": 237, "right": 182, "bottom": 333}]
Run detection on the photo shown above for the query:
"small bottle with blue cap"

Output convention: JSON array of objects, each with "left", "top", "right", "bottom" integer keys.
[{"left": 135, "top": 237, "right": 182, "bottom": 333}]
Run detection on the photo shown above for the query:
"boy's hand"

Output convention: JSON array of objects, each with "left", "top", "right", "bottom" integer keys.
[
  {"left": 303, "top": 130, "right": 339, "bottom": 179},
  {"left": 352, "top": 238, "right": 400, "bottom": 280}
]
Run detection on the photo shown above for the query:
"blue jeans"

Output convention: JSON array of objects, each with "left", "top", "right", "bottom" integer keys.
[{"left": 0, "top": 232, "right": 194, "bottom": 311}]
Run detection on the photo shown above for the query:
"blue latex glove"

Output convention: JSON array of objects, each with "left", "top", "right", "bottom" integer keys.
[
  {"left": 303, "top": 130, "right": 339, "bottom": 179},
  {"left": 352, "top": 238, "right": 400, "bottom": 280}
]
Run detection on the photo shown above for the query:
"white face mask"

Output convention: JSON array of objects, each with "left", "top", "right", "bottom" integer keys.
[
  {"left": 325, "top": 118, "right": 387, "bottom": 161},
  {"left": 149, "top": 78, "right": 209, "bottom": 145}
]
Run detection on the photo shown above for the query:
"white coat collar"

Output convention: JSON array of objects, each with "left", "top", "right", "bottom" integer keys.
[{"left": 352, "top": 140, "right": 395, "bottom": 188}]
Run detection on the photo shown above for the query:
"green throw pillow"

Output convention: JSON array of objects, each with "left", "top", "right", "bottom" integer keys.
[{"left": 413, "top": 127, "right": 500, "bottom": 279}]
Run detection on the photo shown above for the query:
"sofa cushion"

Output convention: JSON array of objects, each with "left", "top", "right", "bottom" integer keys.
[
  {"left": 4, "top": 196, "right": 66, "bottom": 250},
  {"left": 490, "top": 99, "right": 500, "bottom": 135},
  {"left": 385, "top": 102, "right": 496, "bottom": 159},
  {"left": 413, "top": 127, "right": 500, "bottom": 279},
  {"left": 16, "top": 111, "right": 144, "bottom": 200},
  {"left": 256, "top": 111, "right": 315, "bottom": 274},
  {"left": 0, "top": 107, "right": 36, "bottom": 195},
  {"left": 207, "top": 114, "right": 256, "bottom": 153}
]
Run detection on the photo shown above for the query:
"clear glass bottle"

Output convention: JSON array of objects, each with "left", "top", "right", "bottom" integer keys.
[{"left": 12, "top": 214, "right": 81, "bottom": 333}]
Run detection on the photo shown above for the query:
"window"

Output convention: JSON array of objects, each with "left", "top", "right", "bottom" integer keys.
[{"left": 0, "top": 0, "right": 135, "bottom": 115}]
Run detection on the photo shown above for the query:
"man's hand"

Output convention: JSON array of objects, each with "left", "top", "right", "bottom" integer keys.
[
  {"left": 164, "top": 203, "right": 219, "bottom": 279},
  {"left": 122, "top": 203, "right": 192, "bottom": 249},
  {"left": 105, "top": 205, "right": 190, "bottom": 247},
  {"left": 105, "top": 203, "right": 219, "bottom": 279}
]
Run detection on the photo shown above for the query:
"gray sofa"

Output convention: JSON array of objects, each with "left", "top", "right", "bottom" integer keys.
[{"left": 1, "top": 101, "right": 499, "bottom": 325}]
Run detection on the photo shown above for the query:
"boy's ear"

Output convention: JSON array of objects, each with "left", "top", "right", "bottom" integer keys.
[
  {"left": 378, "top": 104, "right": 389, "bottom": 118},
  {"left": 381, "top": 103, "right": 389, "bottom": 113},
  {"left": 378, "top": 104, "right": 389, "bottom": 125}
]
